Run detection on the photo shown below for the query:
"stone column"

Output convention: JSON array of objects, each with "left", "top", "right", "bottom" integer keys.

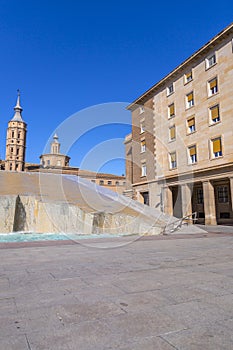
[
  {"left": 181, "top": 184, "right": 193, "bottom": 222},
  {"left": 230, "top": 177, "right": 233, "bottom": 212},
  {"left": 163, "top": 186, "right": 173, "bottom": 216},
  {"left": 203, "top": 181, "right": 217, "bottom": 225}
]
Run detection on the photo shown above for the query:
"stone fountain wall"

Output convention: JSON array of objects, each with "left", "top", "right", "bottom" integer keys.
[{"left": 0, "top": 194, "right": 163, "bottom": 235}]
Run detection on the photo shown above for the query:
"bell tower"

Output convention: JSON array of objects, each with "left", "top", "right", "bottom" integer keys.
[
  {"left": 51, "top": 133, "right": 60, "bottom": 154},
  {"left": 5, "top": 91, "right": 27, "bottom": 171}
]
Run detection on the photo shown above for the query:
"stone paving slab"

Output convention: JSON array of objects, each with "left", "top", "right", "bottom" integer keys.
[{"left": 0, "top": 233, "right": 233, "bottom": 349}]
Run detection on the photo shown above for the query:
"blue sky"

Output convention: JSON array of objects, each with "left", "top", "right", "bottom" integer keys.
[{"left": 0, "top": 0, "right": 232, "bottom": 174}]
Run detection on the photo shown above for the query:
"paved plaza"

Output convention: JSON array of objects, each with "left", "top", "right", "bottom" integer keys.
[{"left": 0, "top": 229, "right": 233, "bottom": 349}]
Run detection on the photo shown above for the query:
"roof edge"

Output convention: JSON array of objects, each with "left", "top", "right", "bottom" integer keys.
[{"left": 127, "top": 22, "right": 233, "bottom": 110}]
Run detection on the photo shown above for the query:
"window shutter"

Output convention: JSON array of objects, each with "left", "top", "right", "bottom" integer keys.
[
  {"left": 187, "top": 93, "right": 193, "bottom": 102},
  {"left": 213, "top": 138, "right": 221, "bottom": 153},
  {"left": 169, "top": 104, "right": 175, "bottom": 116},
  {"left": 170, "top": 127, "right": 175, "bottom": 139},
  {"left": 210, "top": 79, "right": 217, "bottom": 89},
  {"left": 186, "top": 72, "right": 192, "bottom": 79},
  {"left": 189, "top": 146, "right": 196, "bottom": 156},
  {"left": 170, "top": 153, "right": 176, "bottom": 162},
  {"left": 188, "top": 117, "right": 195, "bottom": 127},
  {"left": 211, "top": 106, "right": 219, "bottom": 119}
]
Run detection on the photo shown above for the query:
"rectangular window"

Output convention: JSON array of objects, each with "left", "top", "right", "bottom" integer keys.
[
  {"left": 99, "top": 180, "right": 104, "bottom": 185},
  {"left": 196, "top": 188, "right": 204, "bottom": 204},
  {"left": 208, "top": 77, "right": 218, "bottom": 96},
  {"left": 168, "top": 103, "right": 175, "bottom": 118},
  {"left": 188, "top": 145, "right": 197, "bottom": 164},
  {"left": 16, "top": 148, "right": 19, "bottom": 155},
  {"left": 209, "top": 105, "right": 220, "bottom": 124},
  {"left": 206, "top": 54, "right": 216, "bottom": 69},
  {"left": 108, "top": 181, "right": 112, "bottom": 185},
  {"left": 139, "top": 106, "right": 144, "bottom": 114},
  {"left": 140, "top": 139, "right": 146, "bottom": 152},
  {"left": 141, "top": 163, "right": 147, "bottom": 177},
  {"left": 167, "top": 84, "right": 174, "bottom": 95},
  {"left": 211, "top": 137, "right": 222, "bottom": 158},
  {"left": 217, "top": 186, "right": 229, "bottom": 203},
  {"left": 186, "top": 92, "right": 194, "bottom": 108},
  {"left": 187, "top": 116, "right": 195, "bottom": 133},
  {"left": 169, "top": 152, "right": 177, "bottom": 169},
  {"left": 140, "top": 121, "right": 145, "bottom": 133},
  {"left": 185, "top": 71, "right": 192, "bottom": 83},
  {"left": 10, "top": 147, "right": 13, "bottom": 153},
  {"left": 220, "top": 212, "right": 230, "bottom": 219},
  {"left": 169, "top": 126, "right": 176, "bottom": 141}
]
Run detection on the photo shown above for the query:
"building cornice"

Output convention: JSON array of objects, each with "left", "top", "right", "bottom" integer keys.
[{"left": 127, "top": 22, "right": 233, "bottom": 110}]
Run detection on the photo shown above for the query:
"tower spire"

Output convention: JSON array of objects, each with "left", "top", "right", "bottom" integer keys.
[{"left": 12, "top": 89, "right": 23, "bottom": 121}]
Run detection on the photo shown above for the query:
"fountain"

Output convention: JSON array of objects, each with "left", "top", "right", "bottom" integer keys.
[{"left": 0, "top": 171, "right": 202, "bottom": 235}]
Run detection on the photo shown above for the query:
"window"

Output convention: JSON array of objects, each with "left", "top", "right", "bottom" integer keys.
[
  {"left": 108, "top": 181, "right": 112, "bottom": 185},
  {"left": 209, "top": 105, "right": 220, "bottom": 124},
  {"left": 99, "top": 180, "right": 104, "bottom": 185},
  {"left": 208, "top": 77, "right": 218, "bottom": 96},
  {"left": 115, "top": 181, "right": 119, "bottom": 186},
  {"left": 9, "top": 163, "right": 12, "bottom": 171},
  {"left": 141, "top": 139, "right": 146, "bottom": 152},
  {"left": 169, "top": 126, "right": 176, "bottom": 141},
  {"left": 186, "top": 92, "right": 194, "bottom": 108},
  {"left": 206, "top": 53, "right": 216, "bottom": 69},
  {"left": 10, "top": 147, "right": 13, "bottom": 153},
  {"left": 167, "top": 84, "right": 174, "bottom": 95},
  {"left": 168, "top": 103, "right": 175, "bottom": 118},
  {"left": 18, "top": 132, "right": 21, "bottom": 138},
  {"left": 142, "top": 192, "right": 149, "bottom": 205},
  {"left": 196, "top": 188, "right": 204, "bottom": 204},
  {"left": 141, "top": 163, "right": 147, "bottom": 177},
  {"left": 16, "top": 148, "right": 19, "bottom": 155},
  {"left": 139, "top": 106, "right": 144, "bottom": 114},
  {"left": 169, "top": 152, "right": 177, "bottom": 169},
  {"left": 47, "top": 160, "right": 50, "bottom": 165},
  {"left": 15, "top": 164, "right": 19, "bottom": 171},
  {"left": 140, "top": 121, "right": 145, "bottom": 133},
  {"left": 91, "top": 180, "right": 95, "bottom": 183},
  {"left": 188, "top": 145, "right": 197, "bottom": 164},
  {"left": 217, "top": 186, "right": 228, "bottom": 203},
  {"left": 211, "top": 137, "right": 222, "bottom": 158},
  {"left": 187, "top": 116, "right": 195, "bottom": 133},
  {"left": 220, "top": 212, "right": 230, "bottom": 219},
  {"left": 185, "top": 71, "right": 192, "bottom": 83}
]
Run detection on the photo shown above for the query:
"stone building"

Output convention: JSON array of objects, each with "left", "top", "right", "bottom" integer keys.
[
  {"left": 125, "top": 23, "right": 233, "bottom": 225},
  {"left": 5, "top": 92, "right": 27, "bottom": 171}
]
